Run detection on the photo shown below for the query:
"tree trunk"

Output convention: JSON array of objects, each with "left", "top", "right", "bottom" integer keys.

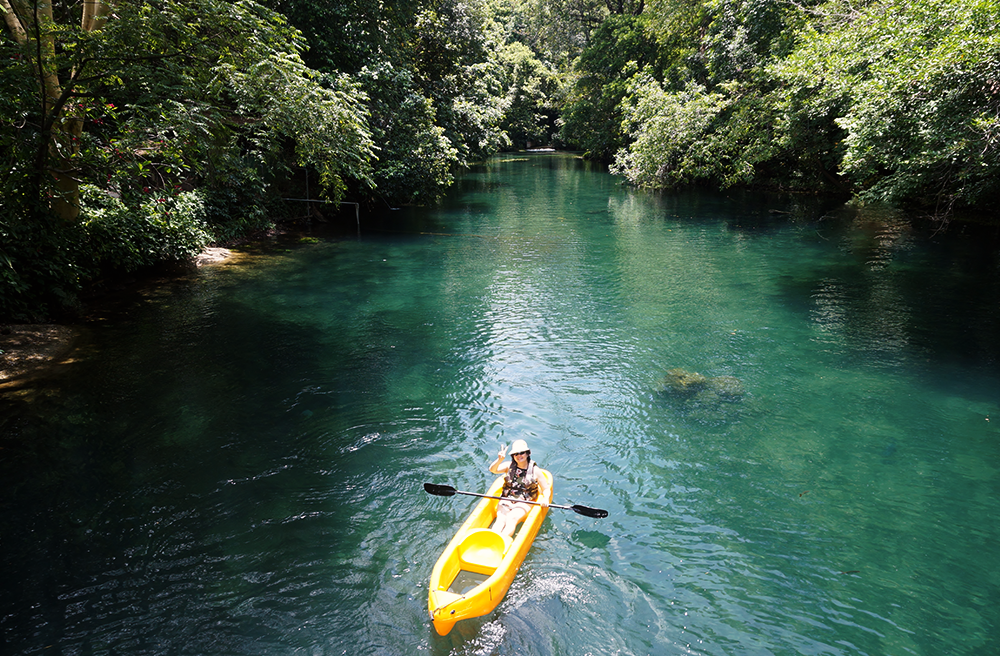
[{"left": 1, "top": 0, "right": 111, "bottom": 222}]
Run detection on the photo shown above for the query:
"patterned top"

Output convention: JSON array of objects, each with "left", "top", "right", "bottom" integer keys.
[{"left": 502, "top": 460, "right": 540, "bottom": 501}]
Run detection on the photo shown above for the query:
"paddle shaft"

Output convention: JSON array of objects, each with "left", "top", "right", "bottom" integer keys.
[
  {"left": 455, "top": 488, "right": 566, "bottom": 509},
  {"left": 423, "top": 482, "right": 608, "bottom": 518}
]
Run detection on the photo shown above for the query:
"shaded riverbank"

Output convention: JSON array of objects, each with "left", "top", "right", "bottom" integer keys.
[
  {"left": 0, "top": 249, "right": 234, "bottom": 390},
  {"left": 0, "top": 324, "right": 80, "bottom": 389}
]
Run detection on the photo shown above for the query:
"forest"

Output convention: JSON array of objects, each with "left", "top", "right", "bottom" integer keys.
[{"left": 2, "top": 0, "right": 999, "bottom": 320}]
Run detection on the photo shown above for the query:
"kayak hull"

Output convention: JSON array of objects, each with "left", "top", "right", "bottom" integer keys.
[{"left": 427, "top": 469, "right": 553, "bottom": 635}]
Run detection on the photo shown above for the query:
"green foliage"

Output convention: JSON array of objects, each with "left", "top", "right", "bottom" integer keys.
[
  {"left": 78, "top": 186, "right": 213, "bottom": 272},
  {"left": 612, "top": 76, "right": 730, "bottom": 186},
  {"left": 611, "top": 0, "right": 1000, "bottom": 213},
  {"left": 561, "top": 14, "right": 666, "bottom": 159},
  {"left": 610, "top": 0, "right": 817, "bottom": 190},
  {"left": 0, "top": 215, "right": 83, "bottom": 322},
  {"left": 411, "top": 1, "right": 514, "bottom": 164},
  {"left": 271, "top": 0, "right": 571, "bottom": 205},
  {"left": 219, "top": 59, "right": 374, "bottom": 203},
  {"left": 412, "top": 3, "right": 489, "bottom": 85},
  {"left": 498, "top": 0, "right": 608, "bottom": 67},
  {"left": 448, "top": 60, "right": 514, "bottom": 158},
  {"left": 358, "top": 64, "right": 460, "bottom": 204},
  {"left": 495, "top": 41, "right": 562, "bottom": 148},
  {"left": 614, "top": 66, "right": 847, "bottom": 192},
  {"left": 1, "top": 0, "right": 376, "bottom": 319},
  {"left": 702, "top": 0, "right": 797, "bottom": 82},
  {"left": 262, "top": 0, "right": 412, "bottom": 74},
  {"left": 4, "top": 0, "right": 374, "bottom": 211},
  {"left": 0, "top": 39, "right": 36, "bottom": 214},
  {"left": 776, "top": 0, "right": 1000, "bottom": 210},
  {"left": 266, "top": 0, "right": 512, "bottom": 204},
  {"left": 199, "top": 170, "right": 277, "bottom": 244},
  {"left": 643, "top": 0, "right": 713, "bottom": 85}
]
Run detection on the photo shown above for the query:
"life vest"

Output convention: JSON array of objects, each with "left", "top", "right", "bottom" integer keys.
[{"left": 502, "top": 460, "right": 540, "bottom": 501}]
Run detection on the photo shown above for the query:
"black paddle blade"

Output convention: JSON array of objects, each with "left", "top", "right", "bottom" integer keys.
[
  {"left": 423, "top": 482, "right": 457, "bottom": 497},
  {"left": 572, "top": 505, "right": 609, "bottom": 519}
]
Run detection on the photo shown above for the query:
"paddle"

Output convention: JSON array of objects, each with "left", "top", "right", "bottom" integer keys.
[{"left": 423, "top": 482, "right": 609, "bottom": 519}]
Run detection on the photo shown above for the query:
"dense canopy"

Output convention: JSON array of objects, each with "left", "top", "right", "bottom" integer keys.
[{"left": 3, "top": 0, "right": 998, "bottom": 319}]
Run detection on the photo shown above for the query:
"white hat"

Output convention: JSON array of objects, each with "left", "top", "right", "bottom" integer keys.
[{"left": 511, "top": 439, "right": 529, "bottom": 454}]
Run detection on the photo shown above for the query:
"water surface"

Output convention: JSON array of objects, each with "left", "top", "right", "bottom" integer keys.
[{"left": 3, "top": 153, "right": 1000, "bottom": 655}]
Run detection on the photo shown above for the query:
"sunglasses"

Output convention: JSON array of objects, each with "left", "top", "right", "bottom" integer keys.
[{"left": 512, "top": 450, "right": 530, "bottom": 457}]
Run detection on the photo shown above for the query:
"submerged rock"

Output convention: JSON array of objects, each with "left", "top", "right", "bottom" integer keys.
[
  {"left": 660, "top": 368, "right": 709, "bottom": 394},
  {"left": 708, "top": 375, "right": 745, "bottom": 398},
  {"left": 658, "top": 368, "right": 745, "bottom": 401}
]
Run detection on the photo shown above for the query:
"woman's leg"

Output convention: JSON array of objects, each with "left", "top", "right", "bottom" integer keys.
[
  {"left": 492, "top": 503, "right": 529, "bottom": 537},
  {"left": 491, "top": 502, "right": 511, "bottom": 534}
]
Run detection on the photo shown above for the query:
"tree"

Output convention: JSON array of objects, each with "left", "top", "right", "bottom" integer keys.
[
  {"left": 611, "top": 75, "right": 730, "bottom": 187},
  {"left": 775, "top": 0, "right": 1000, "bottom": 212},
  {"left": 560, "top": 14, "right": 665, "bottom": 159},
  {"left": 1, "top": 0, "right": 374, "bottom": 318},
  {"left": 610, "top": 0, "right": 846, "bottom": 194},
  {"left": 507, "top": 0, "right": 608, "bottom": 63},
  {"left": 608, "top": 0, "right": 1000, "bottom": 214},
  {"left": 1, "top": 0, "right": 111, "bottom": 221},
  {"left": 495, "top": 41, "right": 562, "bottom": 148},
  {"left": 1, "top": 0, "right": 373, "bottom": 217},
  {"left": 358, "top": 63, "right": 460, "bottom": 204},
  {"left": 263, "top": 0, "right": 415, "bottom": 74},
  {"left": 265, "top": 0, "right": 509, "bottom": 204}
]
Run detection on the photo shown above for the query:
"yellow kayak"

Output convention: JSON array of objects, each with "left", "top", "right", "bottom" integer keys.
[{"left": 427, "top": 469, "right": 554, "bottom": 635}]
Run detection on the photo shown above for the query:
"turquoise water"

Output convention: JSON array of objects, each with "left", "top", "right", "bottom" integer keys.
[{"left": 3, "top": 153, "right": 1000, "bottom": 655}]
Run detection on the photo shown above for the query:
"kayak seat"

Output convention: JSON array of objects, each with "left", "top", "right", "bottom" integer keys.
[{"left": 457, "top": 529, "right": 507, "bottom": 575}]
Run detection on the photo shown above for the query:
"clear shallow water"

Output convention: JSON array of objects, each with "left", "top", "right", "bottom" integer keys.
[{"left": 3, "top": 153, "right": 1000, "bottom": 655}]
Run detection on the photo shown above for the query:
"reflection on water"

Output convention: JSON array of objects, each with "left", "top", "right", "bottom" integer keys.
[{"left": 3, "top": 154, "right": 1000, "bottom": 656}]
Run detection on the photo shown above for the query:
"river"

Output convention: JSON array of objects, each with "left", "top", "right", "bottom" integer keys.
[{"left": 2, "top": 153, "right": 999, "bottom": 655}]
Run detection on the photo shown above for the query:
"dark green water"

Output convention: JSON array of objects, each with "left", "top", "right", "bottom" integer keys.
[{"left": 3, "top": 153, "right": 1000, "bottom": 656}]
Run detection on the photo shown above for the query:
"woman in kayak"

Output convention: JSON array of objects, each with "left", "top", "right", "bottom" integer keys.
[{"left": 488, "top": 439, "right": 550, "bottom": 536}]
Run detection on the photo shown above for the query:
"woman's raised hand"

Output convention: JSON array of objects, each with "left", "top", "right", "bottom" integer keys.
[{"left": 497, "top": 443, "right": 508, "bottom": 460}]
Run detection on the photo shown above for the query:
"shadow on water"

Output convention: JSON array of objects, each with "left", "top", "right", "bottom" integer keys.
[
  {"left": 771, "top": 204, "right": 1000, "bottom": 374},
  {"left": 0, "top": 266, "right": 454, "bottom": 653}
]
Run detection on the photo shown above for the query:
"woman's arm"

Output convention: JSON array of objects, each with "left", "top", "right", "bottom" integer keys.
[
  {"left": 488, "top": 444, "right": 510, "bottom": 474},
  {"left": 536, "top": 468, "right": 551, "bottom": 506}
]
